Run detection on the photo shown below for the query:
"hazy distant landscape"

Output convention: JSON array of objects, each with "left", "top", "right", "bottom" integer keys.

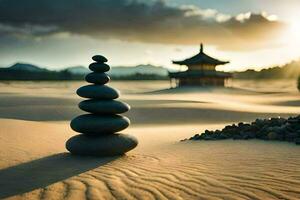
[
  {"left": 0, "top": 63, "right": 168, "bottom": 80},
  {"left": 1, "top": 59, "right": 300, "bottom": 81},
  {"left": 234, "top": 60, "right": 300, "bottom": 79}
]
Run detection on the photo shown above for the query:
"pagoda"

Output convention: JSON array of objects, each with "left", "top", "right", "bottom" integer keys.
[{"left": 169, "top": 44, "right": 231, "bottom": 87}]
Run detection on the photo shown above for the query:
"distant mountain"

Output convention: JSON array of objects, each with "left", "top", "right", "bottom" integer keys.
[
  {"left": 234, "top": 60, "right": 300, "bottom": 79},
  {"left": 0, "top": 63, "right": 84, "bottom": 81},
  {"left": 63, "top": 64, "right": 169, "bottom": 77},
  {"left": 64, "top": 66, "right": 89, "bottom": 75},
  {"left": 8, "top": 63, "right": 48, "bottom": 72},
  {"left": 0, "top": 63, "right": 168, "bottom": 80},
  {"left": 108, "top": 64, "right": 168, "bottom": 77}
]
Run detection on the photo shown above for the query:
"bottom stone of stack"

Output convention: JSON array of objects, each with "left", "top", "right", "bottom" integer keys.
[{"left": 66, "top": 134, "right": 138, "bottom": 156}]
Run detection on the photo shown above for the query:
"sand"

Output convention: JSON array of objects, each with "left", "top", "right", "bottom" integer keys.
[{"left": 0, "top": 80, "right": 299, "bottom": 200}]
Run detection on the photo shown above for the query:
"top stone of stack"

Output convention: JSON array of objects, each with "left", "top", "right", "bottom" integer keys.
[{"left": 92, "top": 55, "right": 108, "bottom": 63}]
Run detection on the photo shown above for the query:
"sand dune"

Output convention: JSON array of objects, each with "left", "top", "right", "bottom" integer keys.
[{"left": 0, "top": 80, "right": 299, "bottom": 199}]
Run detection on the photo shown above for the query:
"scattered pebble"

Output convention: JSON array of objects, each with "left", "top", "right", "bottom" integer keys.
[{"left": 182, "top": 116, "right": 300, "bottom": 145}]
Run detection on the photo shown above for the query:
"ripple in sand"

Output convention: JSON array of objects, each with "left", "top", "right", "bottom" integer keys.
[{"left": 7, "top": 141, "right": 300, "bottom": 200}]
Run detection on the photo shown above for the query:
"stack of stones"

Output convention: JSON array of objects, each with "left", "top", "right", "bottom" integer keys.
[{"left": 66, "top": 55, "right": 138, "bottom": 156}]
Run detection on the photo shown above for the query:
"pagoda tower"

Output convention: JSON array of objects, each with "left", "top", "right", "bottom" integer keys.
[{"left": 169, "top": 44, "right": 231, "bottom": 87}]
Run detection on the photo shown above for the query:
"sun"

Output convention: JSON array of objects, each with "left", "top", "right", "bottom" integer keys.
[
  {"left": 290, "top": 21, "right": 300, "bottom": 35},
  {"left": 281, "top": 19, "right": 300, "bottom": 45},
  {"left": 289, "top": 21, "right": 300, "bottom": 44}
]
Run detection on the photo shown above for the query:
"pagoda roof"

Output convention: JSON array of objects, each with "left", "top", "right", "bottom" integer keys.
[
  {"left": 169, "top": 70, "right": 232, "bottom": 78},
  {"left": 173, "top": 44, "right": 229, "bottom": 66}
]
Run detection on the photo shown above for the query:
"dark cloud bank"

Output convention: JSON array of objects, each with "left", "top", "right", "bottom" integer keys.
[{"left": 0, "top": 0, "right": 285, "bottom": 50}]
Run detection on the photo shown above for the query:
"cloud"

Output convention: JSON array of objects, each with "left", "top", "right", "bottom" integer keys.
[{"left": 0, "top": 0, "right": 286, "bottom": 50}]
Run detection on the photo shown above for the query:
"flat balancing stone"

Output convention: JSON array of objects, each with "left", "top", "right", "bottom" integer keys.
[
  {"left": 66, "top": 134, "right": 138, "bottom": 156},
  {"left": 92, "top": 55, "right": 108, "bottom": 63},
  {"left": 70, "top": 114, "right": 130, "bottom": 135},
  {"left": 85, "top": 72, "right": 110, "bottom": 84},
  {"left": 77, "top": 85, "right": 119, "bottom": 99},
  {"left": 79, "top": 99, "right": 130, "bottom": 114},
  {"left": 89, "top": 63, "right": 110, "bottom": 72}
]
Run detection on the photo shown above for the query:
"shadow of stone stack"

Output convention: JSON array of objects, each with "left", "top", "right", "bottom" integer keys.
[{"left": 66, "top": 55, "right": 138, "bottom": 156}]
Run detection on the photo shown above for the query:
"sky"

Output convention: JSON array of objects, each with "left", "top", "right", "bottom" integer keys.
[{"left": 0, "top": 0, "right": 300, "bottom": 71}]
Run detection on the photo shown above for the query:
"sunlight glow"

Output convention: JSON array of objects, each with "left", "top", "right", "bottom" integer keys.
[
  {"left": 281, "top": 17, "right": 300, "bottom": 47},
  {"left": 290, "top": 21, "right": 300, "bottom": 38}
]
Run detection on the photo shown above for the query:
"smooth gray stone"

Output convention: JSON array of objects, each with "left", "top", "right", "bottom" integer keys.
[
  {"left": 89, "top": 63, "right": 110, "bottom": 72},
  {"left": 79, "top": 100, "right": 130, "bottom": 114},
  {"left": 70, "top": 114, "right": 130, "bottom": 135},
  {"left": 77, "top": 85, "right": 119, "bottom": 99},
  {"left": 85, "top": 72, "right": 110, "bottom": 84},
  {"left": 92, "top": 55, "right": 108, "bottom": 63},
  {"left": 66, "top": 134, "right": 138, "bottom": 156}
]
